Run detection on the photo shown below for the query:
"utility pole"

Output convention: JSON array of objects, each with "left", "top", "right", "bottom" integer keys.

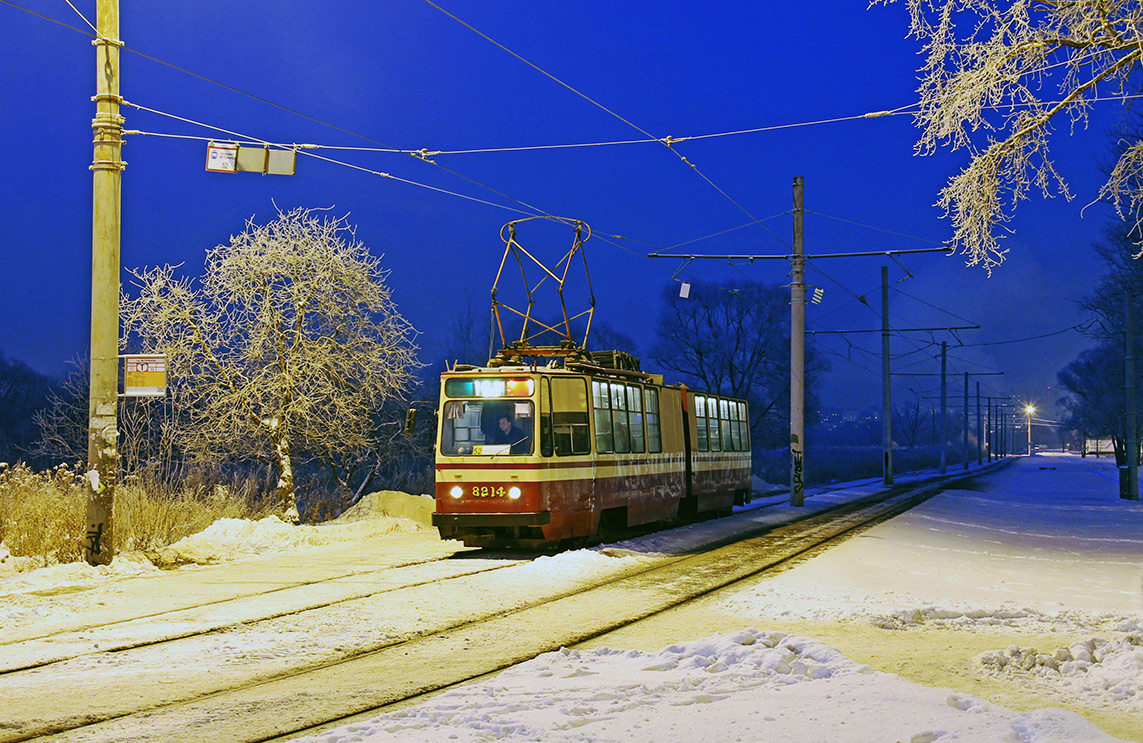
[
  {"left": 1125, "top": 292, "right": 1139, "bottom": 500},
  {"left": 647, "top": 182, "right": 951, "bottom": 506},
  {"left": 976, "top": 380, "right": 983, "bottom": 466},
  {"left": 963, "top": 372, "right": 970, "bottom": 470},
  {"left": 939, "top": 342, "right": 947, "bottom": 474},
  {"left": 790, "top": 176, "right": 806, "bottom": 507},
  {"left": 986, "top": 395, "right": 993, "bottom": 461},
  {"left": 881, "top": 266, "right": 893, "bottom": 485},
  {"left": 86, "top": 0, "right": 123, "bottom": 565}
]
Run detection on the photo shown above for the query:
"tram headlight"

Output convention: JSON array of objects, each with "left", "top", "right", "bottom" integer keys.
[
  {"left": 449, "top": 485, "right": 463, "bottom": 499},
  {"left": 508, "top": 486, "right": 522, "bottom": 500}
]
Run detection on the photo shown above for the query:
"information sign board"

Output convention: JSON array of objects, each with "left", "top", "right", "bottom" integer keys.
[{"left": 123, "top": 354, "right": 167, "bottom": 397}]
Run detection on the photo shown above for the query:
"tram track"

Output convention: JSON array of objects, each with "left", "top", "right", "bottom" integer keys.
[
  {"left": 0, "top": 553, "right": 526, "bottom": 676},
  {"left": 2, "top": 463, "right": 1006, "bottom": 743}
]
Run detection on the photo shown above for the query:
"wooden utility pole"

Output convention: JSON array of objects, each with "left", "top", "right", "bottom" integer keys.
[
  {"left": 881, "top": 266, "right": 893, "bottom": 485},
  {"left": 790, "top": 176, "right": 806, "bottom": 507},
  {"left": 86, "top": 0, "right": 123, "bottom": 565}
]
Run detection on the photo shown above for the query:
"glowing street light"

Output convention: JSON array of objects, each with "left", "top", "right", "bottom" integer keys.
[{"left": 1024, "top": 404, "right": 1036, "bottom": 455}]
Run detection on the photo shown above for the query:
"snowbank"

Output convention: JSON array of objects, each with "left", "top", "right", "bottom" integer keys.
[
  {"left": 291, "top": 629, "right": 1124, "bottom": 743},
  {"left": 155, "top": 511, "right": 429, "bottom": 566},
  {"left": 0, "top": 550, "right": 160, "bottom": 597},
  {"left": 978, "top": 634, "right": 1143, "bottom": 715}
]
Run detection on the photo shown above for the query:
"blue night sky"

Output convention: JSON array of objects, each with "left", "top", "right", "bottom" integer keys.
[{"left": 0, "top": 1, "right": 1122, "bottom": 415}]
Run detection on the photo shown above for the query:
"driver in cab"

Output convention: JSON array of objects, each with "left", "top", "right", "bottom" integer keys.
[{"left": 491, "top": 414, "right": 530, "bottom": 455}]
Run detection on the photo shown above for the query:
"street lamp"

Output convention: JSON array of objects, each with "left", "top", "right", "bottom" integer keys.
[{"left": 1024, "top": 404, "right": 1035, "bottom": 455}]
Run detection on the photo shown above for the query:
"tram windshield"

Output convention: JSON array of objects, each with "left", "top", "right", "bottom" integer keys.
[{"left": 440, "top": 398, "right": 535, "bottom": 456}]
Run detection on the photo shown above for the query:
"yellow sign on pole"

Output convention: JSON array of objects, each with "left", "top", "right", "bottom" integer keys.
[{"left": 123, "top": 354, "right": 167, "bottom": 397}]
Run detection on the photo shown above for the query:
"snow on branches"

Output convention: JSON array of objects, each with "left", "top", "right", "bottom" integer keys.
[
  {"left": 875, "top": 0, "right": 1143, "bottom": 269},
  {"left": 121, "top": 207, "right": 419, "bottom": 521}
]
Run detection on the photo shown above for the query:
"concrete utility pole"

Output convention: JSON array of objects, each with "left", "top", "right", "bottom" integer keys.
[
  {"left": 647, "top": 182, "right": 951, "bottom": 508},
  {"left": 963, "top": 372, "right": 970, "bottom": 470},
  {"left": 939, "top": 341, "right": 947, "bottom": 474},
  {"left": 976, "top": 381, "right": 983, "bottom": 466},
  {"left": 86, "top": 0, "right": 123, "bottom": 565},
  {"left": 790, "top": 176, "right": 806, "bottom": 507},
  {"left": 1125, "top": 292, "right": 1139, "bottom": 500},
  {"left": 881, "top": 266, "right": 893, "bottom": 485}
]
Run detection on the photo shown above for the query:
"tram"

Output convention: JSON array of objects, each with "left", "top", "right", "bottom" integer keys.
[{"left": 432, "top": 347, "right": 752, "bottom": 548}]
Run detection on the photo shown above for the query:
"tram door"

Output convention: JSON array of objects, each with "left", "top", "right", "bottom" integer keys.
[{"left": 542, "top": 376, "right": 594, "bottom": 530}]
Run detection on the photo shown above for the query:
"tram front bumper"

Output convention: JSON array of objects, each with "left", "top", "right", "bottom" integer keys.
[{"left": 432, "top": 512, "right": 552, "bottom": 527}]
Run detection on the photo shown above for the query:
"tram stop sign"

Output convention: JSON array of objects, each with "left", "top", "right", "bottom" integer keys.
[{"left": 123, "top": 354, "right": 167, "bottom": 397}]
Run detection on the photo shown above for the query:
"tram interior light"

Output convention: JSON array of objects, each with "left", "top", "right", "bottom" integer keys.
[
  {"left": 475, "top": 379, "right": 505, "bottom": 397},
  {"left": 472, "top": 378, "right": 534, "bottom": 398},
  {"left": 505, "top": 379, "right": 535, "bottom": 397}
]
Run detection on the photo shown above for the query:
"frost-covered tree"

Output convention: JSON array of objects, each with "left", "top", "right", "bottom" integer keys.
[
  {"left": 122, "top": 208, "right": 419, "bottom": 521},
  {"left": 876, "top": 0, "right": 1143, "bottom": 269},
  {"left": 650, "top": 280, "right": 826, "bottom": 446}
]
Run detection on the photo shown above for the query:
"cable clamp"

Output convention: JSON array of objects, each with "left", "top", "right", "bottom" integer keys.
[
  {"left": 411, "top": 148, "right": 440, "bottom": 162},
  {"left": 92, "top": 35, "right": 125, "bottom": 48},
  {"left": 90, "top": 159, "right": 127, "bottom": 172}
]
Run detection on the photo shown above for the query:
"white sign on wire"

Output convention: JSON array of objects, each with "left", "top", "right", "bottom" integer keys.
[{"left": 206, "top": 142, "right": 238, "bottom": 173}]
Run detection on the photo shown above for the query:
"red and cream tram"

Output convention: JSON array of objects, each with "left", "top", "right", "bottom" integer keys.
[{"left": 432, "top": 354, "right": 752, "bottom": 548}]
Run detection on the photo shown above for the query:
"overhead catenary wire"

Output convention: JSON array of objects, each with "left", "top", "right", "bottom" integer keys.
[
  {"left": 5, "top": 0, "right": 1091, "bottom": 370},
  {"left": 2, "top": 0, "right": 1112, "bottom": 288},
  {"left": 123, "top": 103, "right": 544, "bottom": 218},
  {"left": 5, "top": 0, "right": 1141, "bottom": 158},
  {"left": 126, "top": 105, "right": 754, "bottom": 299},
  {"left": 124, "top": 105, "right": 787, "bottom": 294},
  {"left": 806, "top": 210, "right": 947, "bottom": 245},
  {"left": 418, "top": 0, "right": 762, "bottom": 222}
]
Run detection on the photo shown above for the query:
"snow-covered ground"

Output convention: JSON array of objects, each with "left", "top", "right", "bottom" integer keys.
[{"left": 3, "top": 454, "right": 1142, "bottom": 742}]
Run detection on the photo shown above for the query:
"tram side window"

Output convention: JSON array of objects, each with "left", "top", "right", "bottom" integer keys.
[
  {"left": 739, "top": 401, "right": 751, "bottom": 449},
  {"left": 708, "top": 396, "right": 722, "bottom": 452},
  {"left": 720, "top": 399, "right": 732, "bottom": 452},
  {"left": 695, "top": 395, "right": 708, "bottom": 452},
  {"left": 645, "top": 387, "right": 662, "bottom": 453},
  {"left": 610, "top": 382, "right": 630, "bottom": 454},
  {"left": 627, "top": 384, "right": 645, "bottom": 453},
  {"left": 593, "top": 380, "right": 614, "bottom": 453},
  {"left": 729, "top": 399, "right": 742, "bottom": 452},
  {"left": 551, "top": 377, "right": 590, "bottom": 456}
]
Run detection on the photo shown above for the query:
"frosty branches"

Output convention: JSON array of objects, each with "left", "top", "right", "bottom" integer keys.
[
  {"left": 122, "top": 208, "right": 419, "bottom": 520},
  {"left": 877, "top": 0, "right": 1143, "bottom": 269}
]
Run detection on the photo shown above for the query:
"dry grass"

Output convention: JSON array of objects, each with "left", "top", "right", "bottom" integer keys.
[{"left": 0, "top": 462, "right": 270, "bottom": 567}]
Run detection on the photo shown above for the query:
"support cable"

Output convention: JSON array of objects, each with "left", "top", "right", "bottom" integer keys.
[
  {"left": 419, "top": 0, "right": 760, "bottom": 220},
  {"left": 61, "top": 0, "right": 95, "bottom": 32}
]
